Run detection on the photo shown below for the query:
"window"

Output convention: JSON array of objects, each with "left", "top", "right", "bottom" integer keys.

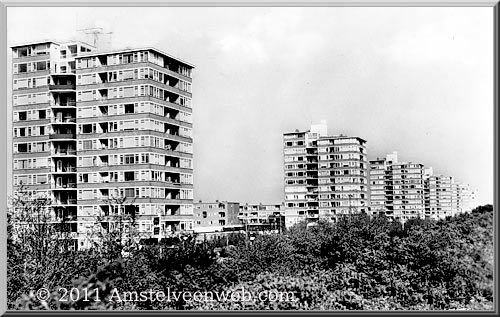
[
  {"left": 37, "top": 175, "right": 47, "bottom": 184},
  {"left": 124, "top": 104, "right": 134, "bottom": 114},
  {"left": 38, "top": 110, "right": 46, "bottom": 119},
  {"left": 17, "top": 143, "right": 29, "bottom": 153},
  {"left": 36, "top": 61, "right": 47, "bottom": 71},
  {"left": 124, "top": 188, "right": 135, "bottom": 197},
  {"left": 122, "top": 54, "right": 133, "bottom": 64},
  {"left": 80, "top": 174, "right": 89, "bottom": 183},
  {"left": 82, "top": 124, "right": 93, "bottom": 134},
  {"left": 123, "top": 154, "right": 135, "bottom": 164},
  {"left": 82, "top": 140, "right": 92, "bottom": 150},
  {"left": 19, "top": 111, "right": 27, "bottom": 121},
  {"left": 18, "top": 63, "right": 28, "bottom": 73},
  {"left": 123, "top": 87, "right": 134, "bottom": 98},
  {"left": 18, "top": 47, "right": 29, "bottom": 57},
  {"left": 124, "top": 171, "right": 135, "bottom": 181},
  {"left": 123, "top": 69, "right": 134, "bottom": 80}
]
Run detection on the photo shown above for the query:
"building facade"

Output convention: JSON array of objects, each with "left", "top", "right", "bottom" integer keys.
[
  {"left": 370, "top": 152, "right": 477, "bottom": 221},
  {"left": 193, "top": 201, "right": 242, "bottom": 233},
  {"left": 239, "top": 203, "right": 285, "bottom": 233},
  {"left": 283, "top": 121, "right": 368, "bottom": 228},
  {"left": 369, "top": 152, "right": 431, "bottom": 221},
  {"left": 11, "top": 40, "right": 195, "bottom": 249},
  {"left": 425, "top": 175, "right": 453, "bottom": 220}
]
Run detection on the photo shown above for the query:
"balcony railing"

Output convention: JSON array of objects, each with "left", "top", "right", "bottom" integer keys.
[
  {"left": 54, "top": 199, "right": 77, "bottom": 205},
  {"left": 52, "top": 149, "right": 76, "bottom": 156},
  {"left": 49, "top": 133, "right": 76, "bottom": 140},
  {"left": 51, "top": 101, "right": 76, "bottom": 107},
  {"left": 54, "top": 183, "right": 77, "bottom": 189},
  {"left": 49, "top": 84, "right": 76, "bottom": 90},
  {"left": 52, "top": 166, "right": 76, "bottom": 173},
  {"left": 51, "top": 117, "right": 76, "bottom": 123}
]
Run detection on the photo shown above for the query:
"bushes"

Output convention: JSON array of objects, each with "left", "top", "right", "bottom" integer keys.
[{"left": 8, "top": 205, "right": 494, "bottom": 310}]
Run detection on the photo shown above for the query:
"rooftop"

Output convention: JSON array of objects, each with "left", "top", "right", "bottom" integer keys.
[
  {"left": 10, "top": 39, "right": 94, "bottom": 49},
  {"left": 76, "top": 46, "right": 195, "bottom": 68}
]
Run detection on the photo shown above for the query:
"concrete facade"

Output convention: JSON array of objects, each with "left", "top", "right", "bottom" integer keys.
[
  {"left": 11, "top": 40, "right": 195, "bottom": 249},
  {"left": 239, "top": 203, "right": 285, "bottom": 233},
  {"left": 283, "top": 121, "right": 368, "bottom": 228},
  {"left": 370, "top": 152, "right": 477, "bottom": 221},
  {"left": 193, "top": 201, "right": 242, "bottom": 233}
]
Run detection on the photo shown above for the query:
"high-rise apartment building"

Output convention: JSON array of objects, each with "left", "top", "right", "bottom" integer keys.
[
  {"left": 370, "top": 152, "right": 477, "bottom": 221},
  {"left": 283, "top": 121, "right": 368, "bottom": 228},
  {"left": 451, "top": 182, "right": 475, "bottom": 216},
  {"left": 425, "top": 175, "right": 453, "bottom": 219},
  {"left": 368, "top": 152, "right": 426, "bottom": 221},
  {"left": 425, "top": 175, "right": 476, "bottom": 220},
  {"left": 11, "top": 40, "right": 195, "bottom": 249}
]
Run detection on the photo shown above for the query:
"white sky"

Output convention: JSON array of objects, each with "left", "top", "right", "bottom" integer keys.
[{"left": 6, "top": 7, "right": 494, "bottom": 206}]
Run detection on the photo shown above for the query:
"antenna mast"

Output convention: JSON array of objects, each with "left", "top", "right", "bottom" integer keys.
[{"left": 77, "top": 27, "right": 113, "bottom": 49}]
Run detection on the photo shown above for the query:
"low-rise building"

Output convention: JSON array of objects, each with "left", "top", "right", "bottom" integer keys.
[
  {"left": 193, "top": 201, "right": 242, "bottom": 234},
  {"left": 239, "top": 203, "right": 285, "bottom": 233}
]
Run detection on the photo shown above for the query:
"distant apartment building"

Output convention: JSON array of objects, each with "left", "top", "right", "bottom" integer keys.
[
  {"left": 451, "top": 182, "right": 475, "bottom": 216},
  {"left": 369, "top": 152, "right": 426, "bottom": 221},
  {"left": 283, "top": 121, "right": 368, "bottom": 228},
  {"left": 425, "top": 175, "right": 476, "bottom": 220},
  {"left": 11, "top": 40, "right": 195, "bottom": 249},
  {"left": 370, "top": 152, "right": 477, "bottom": 221},
  {"left": 193, "top": 201, "right": 242, "bottom": 233},
  {"left": 238, "top": 203, "right": 285, "bottom": 233},
  {"left": 425, "top": 175, "right": 453, "bottom": 219}
]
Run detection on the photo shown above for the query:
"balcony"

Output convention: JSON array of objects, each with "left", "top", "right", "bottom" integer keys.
[
  {"left": 54, "top": 198, "right": 77, "bottom": 205},
  {"left": 51, "top": 117, "right": 76, "bottom": 124},
  {"left": 49, "top": 133, "right": 76, "bottom": 140},
  {"left": 53, "top": 183, "right": 77, "bottom": 189},
  {"left": 52, "top": 149, "right": 76, "bottom": 156},
  {"left": 51, "top": 101, "right": 76, "bottom": 107},
  {"left": 49, "top": 84, "right": 76, "bottom": 90},
  {"left": 52, "top": 166, "right": 76, "bottom": 173}
]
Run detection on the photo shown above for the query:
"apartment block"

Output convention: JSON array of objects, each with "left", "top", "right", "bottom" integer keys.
[
  {"left": 451, "top": 182, "right": 475, "bottom": 216},
  {"left": 239, "top": 203, "right": 285, "bottom": 233},
  {"left": 425, "top": 175, "right": 476, "bottom": 219},
  {"left": 11, "top": 40, "right": 195, "bottom": 249},
  {"left": 425, "top": 175, "right": 454, "bottom": 219},
  {"left": 371, "top": 152, "right": 477, "bottom": 221},
  {"left": 193, "top": 201, "right": 242, "bottom": 233},
  {"left": 283, "top": 121, "right": 368, "bottom": 228},
  {"left": 369, "top": 152, "right": 426, "bottom": 221}
]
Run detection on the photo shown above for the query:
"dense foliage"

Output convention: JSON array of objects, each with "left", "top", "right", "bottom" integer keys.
[{"left": 8, "top": 203, "right": 494, "bottom": 310}]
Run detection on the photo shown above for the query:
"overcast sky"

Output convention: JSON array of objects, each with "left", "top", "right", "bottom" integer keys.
[{"left": 6, "top": 6, "right": 494, "bottom": 206}]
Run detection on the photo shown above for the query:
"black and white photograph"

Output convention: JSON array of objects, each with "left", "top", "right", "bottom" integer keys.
[{"left": 2, "top": 2, "right": 497, "bottom": 312}]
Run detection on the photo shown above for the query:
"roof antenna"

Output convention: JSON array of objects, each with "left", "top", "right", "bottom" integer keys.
[{"left": 77, "top": 27, "right": 113, "bottom": 49}]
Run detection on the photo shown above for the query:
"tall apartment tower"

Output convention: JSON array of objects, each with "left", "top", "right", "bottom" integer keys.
[
  {"left": 425, "top": 174, "right": 476, "bottom": 219},
  {"left": 11, "top": 40, "right": 195, "bottom": 250},
  {"left": 451, "top": 182, "right": 475, "bottom": 216},
  {"left": 283, "top": 121, "right": 368, "bottom": 228},
  {"left": 369, "top": 152, "right": 426, "bottom": 222},
  {"left": 425, "top": 175, "right": 453, "bottom": 219}
]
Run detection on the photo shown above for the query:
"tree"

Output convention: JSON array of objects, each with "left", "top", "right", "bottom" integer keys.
[{"left": 7, "top": 184, "right": 75, "bottom": 308}]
